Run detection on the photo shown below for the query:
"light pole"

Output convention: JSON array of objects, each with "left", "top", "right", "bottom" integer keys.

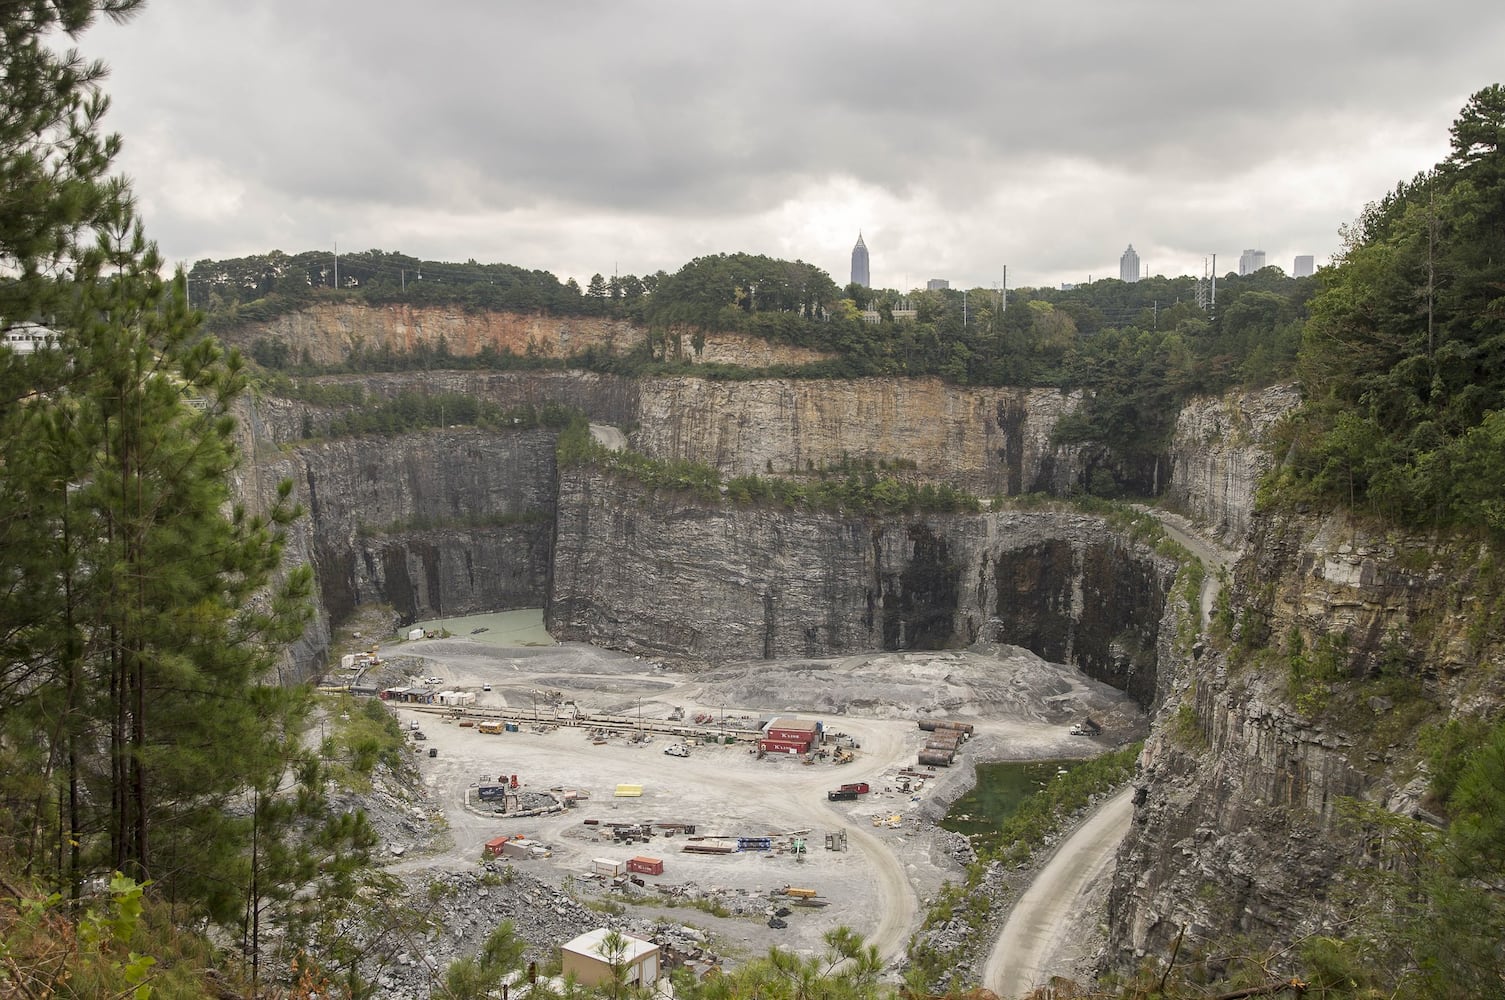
[{"left": 637, "top": 697, "right": 642, "bottom": 737}]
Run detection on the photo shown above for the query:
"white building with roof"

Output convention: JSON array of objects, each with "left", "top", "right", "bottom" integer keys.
[
  {"left": 560, "top": 928, "right": 660, "bottom": 989},
  {"left": 2, "top": 322, "right": 57, "bottom": 355}
]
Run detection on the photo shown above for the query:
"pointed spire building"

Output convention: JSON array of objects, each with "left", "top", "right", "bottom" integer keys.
[{"left": 851, "top": 233, "right": 870, "bottom": 288}]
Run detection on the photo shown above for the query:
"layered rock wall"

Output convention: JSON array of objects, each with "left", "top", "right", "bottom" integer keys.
[
  {"left": 632, "top": 378, "right": 1084, "bottom": 497},
  {"left": 216, "top": 302, "right": 833, "bottom": 369},
  {"left": 1162, "top": 385, "right": 1300, "bottom": 545},
  {"left": 1107, "top": 509, "right": 1503, "bottom": 968},
  {"left": 243, "top": 371, "right": 1278, "bottom": 695},
  {"left": 243, "top": 428, "right": 558, "bottom": 664},
  {"left": 548, "top": 469, "right": 1179, "bottom": 700}
]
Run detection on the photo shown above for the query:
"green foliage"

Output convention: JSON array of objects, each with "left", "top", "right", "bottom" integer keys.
[
  {"left": 677, "top": 926, "right": 882, "bottom": 1000},
  {"left": 1173, "top": 696, "right": 1207, "bottom": 749},
  {"left": 1331, "top": 719, "right": 1505, "bottom": 997},
  {"left": 444, "top": 921, "right": 526, "bottom": 1000},
  {"left": 1284, "top": 629, "right": 1343, "bottom": 716},
  {"left": 206, "top": 240, "right": 1323, "bottom": 492},
  {"left": 1274, "top": 84, "right": 1505, "bottom": 537},
  {"left": 315, "top": 391, "right": 575, "bottom": 438},
  {"left": 1210, "top": 568, "right": 1235, "bottom": 641},
  {"left": 325, "top": 696, "right": 409, "bottom": 784},
  {"left": 0, "top": 3, "right": 315, "bottom": 934},
  {"left": 907, "top": 746, "right": 1140, "bottom": 986},
  {"left": 1418, "top": 715, "right": 1493, "bottom": 805}
]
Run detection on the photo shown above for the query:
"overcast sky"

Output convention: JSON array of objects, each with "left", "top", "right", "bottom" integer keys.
[{"left": 86, "top": 1, "right": 1505, "bottom": 293}]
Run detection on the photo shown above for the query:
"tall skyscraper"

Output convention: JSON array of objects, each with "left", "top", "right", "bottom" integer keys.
[
  {"left": 926, "top": 278, "right": 949, "bottom": 291},
  {"left": 850, "top": 233, "right": 870, "bottom": 287},
  {"left": 1293, "top": 255, "right": 1315, "bottom": 278},
  {"left": 1239, "top": 249, "right": 1266, "bottom": 276},
  {"left": 1119, "top": 244, "right": 1140, "bottom": 283}
]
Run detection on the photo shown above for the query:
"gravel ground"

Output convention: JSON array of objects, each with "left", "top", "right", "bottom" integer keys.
[{"left": 333, "top": 632, "right": 1145, "bottom": 994}]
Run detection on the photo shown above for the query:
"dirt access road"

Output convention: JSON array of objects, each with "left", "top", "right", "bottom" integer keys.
[
  {"left": 977, "top": 509, "right": 1233, "bottom": 993},
  {"left": 982, "top": 787, "right": 1135, "bottom": 997},
  {"left": 372, "top": 638, "right": 1143, "bottom": 966}
]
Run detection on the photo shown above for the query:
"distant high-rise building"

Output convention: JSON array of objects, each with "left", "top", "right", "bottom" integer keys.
[
  {"left": 926, "top": 278, "right": 949, "bottom": 291},
  {"left": 1239, "top": 249, "right": 1266, "bottom": 276},
  {"left": 850, "top": 233, "right": 870, "bottom": 287},
  {"left": 1119, "top": 244, "right": 1140, "bottom": 283},
  {"left": 1293, "top": 254, "right": 1315, "bottom": 278}
]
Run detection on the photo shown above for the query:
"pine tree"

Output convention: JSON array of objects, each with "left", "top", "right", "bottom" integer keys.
[{"left": 1, "top": 0, "right": 315, "bottom": 923}]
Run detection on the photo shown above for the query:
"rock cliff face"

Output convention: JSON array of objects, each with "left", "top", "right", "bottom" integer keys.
[
  {"left": 548, "top": 468, "right": 1180, "bottom": 703},
  {"left": 1162, "top": 385, "right": 1301, "bottom": 545},
  {"left": 215, "top": 302, "right": 831, "bottom": 369},
  {"left": 1106, "top": 509, "right": 1503, "bottom": 969},
  {"left": 244, "top": 427, "right": 558, "bottom": 670},
  {"left": 251, "top": 372, "right": 1283, "bottom": 685},
  {"left": 631, "top": 378, "right": 1085, "bottom": 496}
]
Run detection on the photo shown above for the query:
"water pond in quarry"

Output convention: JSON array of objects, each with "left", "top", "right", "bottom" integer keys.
[
  {"left": 941, "top": 759, "right": 1086, "bottom": 851},
  {"left": 407, "top": 608, "right": 555, "bottom": 647}
]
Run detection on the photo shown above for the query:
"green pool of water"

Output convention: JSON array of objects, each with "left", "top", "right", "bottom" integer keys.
[
  {"left": 941, "top": 759, "right": 1084, "bottom": 846},
  {"left": 408, "top": 608, "right": 555, "bottom": 647}
]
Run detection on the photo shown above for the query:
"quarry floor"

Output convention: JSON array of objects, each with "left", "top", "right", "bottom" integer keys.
[{"left": 367, "top": 635, "right": 1146, "bottom": 969}]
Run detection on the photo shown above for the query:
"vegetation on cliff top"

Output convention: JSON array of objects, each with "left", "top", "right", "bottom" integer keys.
[
  {"left": 202, "top": 253, "right": 1313, "bottom": 497},
  {"left": 1270, "top": 84, "right": 1505, "bottom": 538},
  {"left": 555, "top": 416, "right": 983, "bottom": 515}
]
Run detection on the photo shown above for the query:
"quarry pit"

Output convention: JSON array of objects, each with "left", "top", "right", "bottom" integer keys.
[{"left": 369, "top": 630, "right": 1145, "bottom": 965}]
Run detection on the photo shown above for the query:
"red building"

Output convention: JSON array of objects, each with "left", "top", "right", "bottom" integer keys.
[{"left": 759, "top": 717, "right": 820, "bottom": 754}]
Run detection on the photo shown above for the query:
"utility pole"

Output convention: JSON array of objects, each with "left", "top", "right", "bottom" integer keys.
[{"left": 333, "top": 241, "right": 339, "bottom": 290}]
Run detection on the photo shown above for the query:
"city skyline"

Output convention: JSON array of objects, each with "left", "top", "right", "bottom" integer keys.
[
  {"left": 85, "top": 3, "right": 1503, "bottom": 293},
  {"left": 840, "top": 235, "right": 1317, "bottom": 293}
]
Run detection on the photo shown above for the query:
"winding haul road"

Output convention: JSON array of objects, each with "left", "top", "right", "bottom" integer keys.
[
  {"left": 983, "top": 787, "right": 1136, "bottom": 997},
  {"left": 982, "top": 511, "right": 1235, "bottom": 998}
]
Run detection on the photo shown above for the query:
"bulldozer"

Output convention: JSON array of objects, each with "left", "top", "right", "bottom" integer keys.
[{"left": 833, "top": 747, "right": 855, "bottom": 765}]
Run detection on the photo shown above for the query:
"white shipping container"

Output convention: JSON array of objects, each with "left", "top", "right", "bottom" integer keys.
[{"left": 407, "top": 628, "right": 425, "bottom": 641}]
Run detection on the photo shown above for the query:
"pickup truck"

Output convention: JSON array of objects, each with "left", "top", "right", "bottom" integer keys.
[{"left": 663, "top": 743, "right": 690, "bottom": 757}]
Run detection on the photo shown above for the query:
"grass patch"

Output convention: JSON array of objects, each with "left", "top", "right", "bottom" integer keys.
[{"left": 907, "top": 744, "right": 1141, "bottom": 985}]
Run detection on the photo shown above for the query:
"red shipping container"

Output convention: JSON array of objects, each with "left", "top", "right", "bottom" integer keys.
[
  {"left": 759, "top": 739, "right": 809, "bottom": 754},
  {"left": 627, "top": 856, "right": 664, "bottom": 875}
]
